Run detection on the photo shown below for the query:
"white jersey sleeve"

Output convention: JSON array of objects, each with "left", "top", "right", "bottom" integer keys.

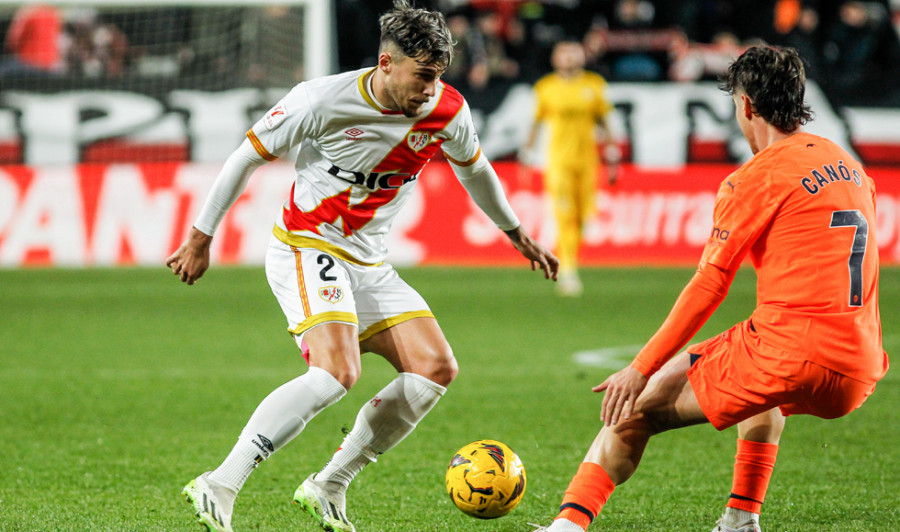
[
  {"left": 451, "top": 153, "right": 520, "bottom": 231},
  {"left": 246, "top": 83, "right": 321, "bottom": 161},
  {"left": 440, "top": 99, "right": 481, "bottom": 166},
  {"left": 441, "top": 97, "right": 519, "bottom": 230},
  {"left": 193, "top": 139, "right": 267, "bottom": 235}
]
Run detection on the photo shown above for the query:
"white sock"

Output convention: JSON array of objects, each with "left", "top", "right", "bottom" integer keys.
[
  {"left": 724, "top": 507, "right": 760, "bottom": 526},
  {"left": 209, "top": 367, "right": 346, "bottom": 492},
  {"left": 315, "top": 372, "right": 445, "bottom": 487}
]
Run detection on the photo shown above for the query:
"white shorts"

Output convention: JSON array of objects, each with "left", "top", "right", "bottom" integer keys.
[{"left": 265, "top": 236, "right": 433, "bottom": 344}]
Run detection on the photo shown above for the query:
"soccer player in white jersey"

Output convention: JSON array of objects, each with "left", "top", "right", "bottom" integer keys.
[{"left": 167, "top": 2, "right": 558, "bottom": 531}]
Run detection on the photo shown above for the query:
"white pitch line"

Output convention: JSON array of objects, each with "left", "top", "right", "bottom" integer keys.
[{"left": 573, "top": 344, "right": 645, "bottom": 370}]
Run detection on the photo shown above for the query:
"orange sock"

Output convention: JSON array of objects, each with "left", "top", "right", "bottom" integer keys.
[
  {"left": 556, "top": 462, "right": 616, "bottom": 529},
  {"left": 728, "top": 439, "right": 778, "bottom": 514}
]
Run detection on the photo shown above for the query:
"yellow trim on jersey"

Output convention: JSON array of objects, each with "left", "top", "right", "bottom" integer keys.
[
  {"left": 288, "top": 311, "right": 359, "bottom": 336},
  {"left": 358, "top": 68, "right": 382, "bottom": 112},
  {"left": 291, "top": 247, "right": 313, "bottom": 318},
  {"left": 273, "top": 225, "right": 384, "bottom": 267},
  {"left": 445, "top": 147, "right": 481, "bottom": 167},
  {"left": 246, "top": 129, "right": 278, "bottom": 161},
  {"left": 358, "top": 310, "right": 436, "bottom": 342}
]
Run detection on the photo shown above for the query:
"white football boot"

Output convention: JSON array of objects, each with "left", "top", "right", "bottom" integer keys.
[
  {"left": 528, "top": 519, "right": 586, "bottom": 532},
  {"left": 293, "top": 474, "right": 355, "bottom": 532},
  {"left": 182, "top": 472, "right": 236, "bottom": 532},
  {"left": 712, "top": 513, "right": 762, "bottom": 532}
]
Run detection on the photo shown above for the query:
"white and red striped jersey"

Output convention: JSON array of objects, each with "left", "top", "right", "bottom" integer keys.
[{"left": 246, "top": 67, "right": 486, "bottom": 265}]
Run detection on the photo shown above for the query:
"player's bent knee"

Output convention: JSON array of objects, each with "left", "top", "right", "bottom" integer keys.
[
  {"left": 309, "top": 353, "right": 361, "bottom": 390},
  {"left": 335, "top": 362, "right": 362, "bottom": 390},
  {"left": 304, "top": 326, "right": 362, "bottom": 389},
  {"left": 738, "top": 418, "right": 784, "bottom": 443},
  {"left": 641, "top": 409, "right": 680, "bottom": 435},
  {"left": 635, "top": 372, "right": 703, "bottom": 434},
  {"left": 434, "top": 352, "right": 459, "bottom": 387},
  {"left": 417, "top": 346, "right": 457, "bottom": 387},
  {"left": 309, "top": 360, "right": 360, "bottom": 390}
]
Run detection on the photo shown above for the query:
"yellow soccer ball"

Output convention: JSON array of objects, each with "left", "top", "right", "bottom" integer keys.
[{"left": 445, "top": 439, "right": 527, "bottom": 519}]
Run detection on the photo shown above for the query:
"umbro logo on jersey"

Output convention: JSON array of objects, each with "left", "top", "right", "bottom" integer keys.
[
  {"left": 345, "top": 128, "right": 365, "bottom": 140},
  {"left": 319, "top": 286, "right": 344, "bottom": 303}
]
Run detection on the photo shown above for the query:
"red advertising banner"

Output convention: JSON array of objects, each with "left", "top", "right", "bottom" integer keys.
[{"left": 2, "top": 161, "right": 900, "bottom": 267}]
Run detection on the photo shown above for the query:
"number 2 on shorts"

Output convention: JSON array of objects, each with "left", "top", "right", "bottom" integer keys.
[{"left": 317, "top": 254, "right": 338, "bottom": 281}]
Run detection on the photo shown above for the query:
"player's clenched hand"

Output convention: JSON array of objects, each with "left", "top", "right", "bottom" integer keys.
[
  {"left": 504, "top": 226, "right": 559, "bottom": 281},
  {"left": 165, "top": 227, "right": 213, "bottom": 285},
  {"left": 594, "top": 365, "right": 648, "bottom": 426}
]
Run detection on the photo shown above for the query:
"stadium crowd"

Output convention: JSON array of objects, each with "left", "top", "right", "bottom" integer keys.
[
  {"left": 338, "top": 0, "right": 900, "bottom": 108},
  {"left": 2, "top": 0, "right": 900, "bottom": 107}
]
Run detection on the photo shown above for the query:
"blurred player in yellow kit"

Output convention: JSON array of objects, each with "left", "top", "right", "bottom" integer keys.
[{"left": 522, "top": 40, "right": 620, "bottom": 296}]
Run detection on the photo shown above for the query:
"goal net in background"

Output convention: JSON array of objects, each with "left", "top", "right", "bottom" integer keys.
[{"left": 0, "top": 0, "right": 334, "bottom": 165}]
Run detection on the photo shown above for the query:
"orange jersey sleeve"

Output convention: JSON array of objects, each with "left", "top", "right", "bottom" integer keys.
[{"left": 631, "top": 263, "right": 735, "bottom": 377}]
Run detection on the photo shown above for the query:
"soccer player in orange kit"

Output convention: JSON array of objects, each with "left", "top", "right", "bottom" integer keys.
[{"left": 531, "top": 45, "right": 889, "bottom": 532}]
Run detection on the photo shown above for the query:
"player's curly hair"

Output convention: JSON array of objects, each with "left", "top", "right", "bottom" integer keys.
[
  {"left": 720, "top": 45, "right": 813, "bottom": 133},
  {"left": 379, "top": 0, "right": 454, "bottom": 70}
]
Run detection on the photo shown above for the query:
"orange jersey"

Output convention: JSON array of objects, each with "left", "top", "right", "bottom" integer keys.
[{"left": 698, "top": 132, "right": 887, "bottom": 383}]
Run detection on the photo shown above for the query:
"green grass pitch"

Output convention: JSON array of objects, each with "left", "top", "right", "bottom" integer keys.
[{"left": 1, "top": 266, "right": 897, "bottom": 531}]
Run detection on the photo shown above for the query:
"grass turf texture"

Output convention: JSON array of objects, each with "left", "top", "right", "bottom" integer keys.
[{"left": 0, "top": 266, "right": 897, "bottom": 531}]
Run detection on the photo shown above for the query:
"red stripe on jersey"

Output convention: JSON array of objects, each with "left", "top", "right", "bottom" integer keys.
[
  {"left": 284, "top": 183, "right": 400, "bottom": 237},
  {"left": 284, "top": 84, "right": 465, "bottom": 238},
  {"left": 372, "top": 83, "right": 465, "bottom": 174}
]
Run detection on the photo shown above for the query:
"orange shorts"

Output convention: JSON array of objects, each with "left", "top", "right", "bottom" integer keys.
[{"left": 686, "top": 320, "right": 877, "bottom": 430}]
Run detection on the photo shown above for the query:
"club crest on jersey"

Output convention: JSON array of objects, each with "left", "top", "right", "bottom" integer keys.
[
  {"left": 319, "top": 286, "right": 344, "bottom": 303},
  {"left": 264, "top": 103, "right": 288, "bottom": 130},
  {"left": 407, "top": 132, "right": 431, "bottom": 152}
]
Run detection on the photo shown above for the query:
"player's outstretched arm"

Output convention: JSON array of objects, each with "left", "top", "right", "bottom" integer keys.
[
  {"left": 629, "top": 263, "right": 735, "bottom": 377},
  {"left": 165, "top": 139, "right": 267, "bottom": 285},
  {"left": 504, "top": 226, "right": 559, "bottom": 281},
  {"left": 448, "top": 151, "right": 558, "bottom": 280},
  {"left": 166, "top": 227, "right": 212, "bottom": 285}
]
